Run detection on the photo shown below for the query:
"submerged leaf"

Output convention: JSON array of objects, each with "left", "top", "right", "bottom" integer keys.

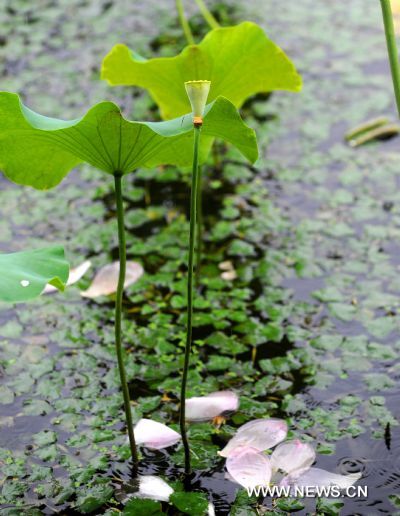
[
  {"left": 0, "top": 92, "right": 257, "bottom": 189},
  {"left": 280, "top": 467, "right": 362, "bottom": 494},
  {"left": 226, "top": 446, "right": 272, "bottom": 489},
  {"left": 133, "top": 418, "right": 181, "bottom": 449},
  {"left": 219, "top": 418, "right": 288, "bottom": 458},
  {"left": 102, "top": 22, "right": 301, "bottom": 119},
  {"left": 81, "top": 261, "right": 143, "bottom": 298},
  {"left": 185, "top": 391, "right": 239, "bottom": 421},
  {"left": 0, "top": 247, "right": 69, "bottom": 303},
  {"left": 270, "top": 440, "right": 316, "bottom": 474},
  {"left": 43, "top": 260, "right": 91, "bottom": 294}
]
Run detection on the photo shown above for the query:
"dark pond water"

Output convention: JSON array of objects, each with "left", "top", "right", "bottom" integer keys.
[{"left": 1, "top": 1, "right": 400, "bottom": 515}]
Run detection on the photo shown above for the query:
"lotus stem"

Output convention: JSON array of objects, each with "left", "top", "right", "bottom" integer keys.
[
  {"left": 380, "top": 0, "right": 400, "bottom": 117},
  {"left": 195, "top": 165, "right": 203, "bottom": 288},
  {"left": 194, "top": 0, "right": 220, "bottom": 29},
  {"left": 180, "top": 124, "right": 201, "bottom": 475},
  {"left": 176, "top": 0, "right": 195, "bottom": 45},
  {"left": 114, "top": 172, "right": 139, "bottom": 473}
]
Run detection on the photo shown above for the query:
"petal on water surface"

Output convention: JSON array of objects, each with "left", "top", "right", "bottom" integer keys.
[
  {"left": 133, "top": 418, "right": 181, "bottom": 450},
  {"left": 186, "top": 391, "right": 239, "bottom": 421},
  {"left": 81, "top": 261, "right": 143, "bottom": 298},
  {"left": 280, "top": 467, "right": 362, "bottom": 494},
  {"left": 270, "top": 440, "right": 316, "bottom": 474},
  {"left": 219, "top": 418, "right": 288, "bottom": 458},
  {"left": 226, "top": 446, "right": 272, "bottom": 489},
  {"left": 137, "top": 475, "right": 174, "bottom": 502}
]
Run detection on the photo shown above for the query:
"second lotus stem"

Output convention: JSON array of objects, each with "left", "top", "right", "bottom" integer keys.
[
  {"left": 180, "top": 124, "right": 201, "bottom": 475},
  {"left": 380, "top": 0, "right": 400, "bottom": 117},
  {"left": 114, "top": 172, "right": 139, "bottom": 474},
  {"left": 176, "top": 0, "right": 195, "bottom": 45}
]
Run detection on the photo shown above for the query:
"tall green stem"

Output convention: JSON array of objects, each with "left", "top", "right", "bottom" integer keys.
[
  {"left": 179, "top": 125, "right": 201, "bottom": 475},
  {"left": 114, "top": 172, "right": 139, "bottom": 473},
  {"left": 194, "top": 0, "right": 220, "bottom": 29},
  {"left": 380, "top": 0, "right": 400, "bottom": 117},
  {"left": 176, "top": 0, "right": 195, "bottom": 45},
  {"left": 195, "top": 166, "right": 203, "bottom": 288}
]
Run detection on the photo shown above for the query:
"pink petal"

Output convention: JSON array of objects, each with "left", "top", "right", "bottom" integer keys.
[
  {"left": 280, "top": 467, "right": 362, "bottom": 493},
  {"left": 43, "top": 260, "right": 92, "bottom": 294},
  {"left": 133, "top": 418, "right": 181, "bottom": 450},
  {"left": 226, "top": 446, "right": 272, "bottom": 489},
  {"left": 185, "top": 391, "right": 239, "bottom": 421},
  {"left": 81, "top": 261, "right": 143, "bottom": 298},
  {"left": 270, "top": 440, "right": 316, "bottom": 474},
  {"left": 219, "top": 418, "right": 288, "bottom": 458}
]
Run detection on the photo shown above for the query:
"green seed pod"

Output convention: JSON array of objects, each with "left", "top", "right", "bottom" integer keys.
[{"left": 184, "top": 80, "right": 211, "bottom": 121}]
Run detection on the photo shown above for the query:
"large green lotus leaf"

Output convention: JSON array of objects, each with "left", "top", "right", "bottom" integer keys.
[
  {"left": 0, "top": 92, "right": 257, "bottom": 190},
  {"left": 0, "top": 246, "right": 69, "bottom": 303},
  {"left": 101, "top": 21, "right": 302, "bottom": 119}
]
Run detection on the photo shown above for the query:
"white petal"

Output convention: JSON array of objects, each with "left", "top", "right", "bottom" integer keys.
[
  {"left": 280, "top": 467, "right": 362, "bottom": 494},
  {"left": 221, "top": 270, "right": 237, "bottom": 281},
  {"left": 137, "top": 475, "right": 174, "bottom": 502},
  {"left": 219, "top": 418, "right": 287, "bottom": 458},
  {"left": 226, "top": 446, "right": 272, "bottom": 489},
  {"left": 133, "top": 418, "right": 181, "bottom": 450},
  {"left": 185, "top": 391, "right": 239, "bottom": 421},
  {"left": 270, "top": 440, "right": 316, "bottom": 474},
  {"left": 43, "top": 260, "right": 92, "bottom": 294},
  {"left": 81, "top": 261, "right": 143, "bottom": 298}
]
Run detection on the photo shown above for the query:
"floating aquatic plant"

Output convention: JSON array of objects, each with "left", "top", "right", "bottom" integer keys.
[
  {"left": 0, "top": 91, "right": 257, "bottom": 473},
  {"left": 0, "top": 246, "right": 69, "bottom": 302}
]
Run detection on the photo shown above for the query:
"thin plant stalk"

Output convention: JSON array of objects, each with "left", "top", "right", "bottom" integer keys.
[
  {"left": 195, "top": 165, "right": 203, "bottom": 287},
  {"left": 194, "top": 0, "right": 220, "bottom": 29},
  {"left": 380, "top": 0, "right": 400, "bottom": 117},
  {"left": 176, "top": 0, "right": 195, "bottom": 45},
  {"left": 179, "top": 124, "right": 201, "bottom": 475},
  {"left": 114, "top": 172, "right": 139, "bottom": 473}
]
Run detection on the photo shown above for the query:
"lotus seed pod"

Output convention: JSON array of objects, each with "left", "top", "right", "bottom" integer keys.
[{"left": 184, "top": 80, "right": 211, "bottom": 122}]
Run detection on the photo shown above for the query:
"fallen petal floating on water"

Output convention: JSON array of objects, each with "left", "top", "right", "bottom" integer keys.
[
  {"left": 43, "top": 260, "right": 92, "bottom": 294},
  {"left": 137, "top": 475, "right": 174, "bottom": 502},
  {"left": 133, "top": 418, "right": 181, "bottom": 449},
  {"left": 81, "top": 261, "right": 143, "bottom": 298},
  {"left": 221, "top": 270, "right": 237, "bottom": 281},
  {"left": 270, "top": 439, "right": 316, "bottom": 474},
  {"left": 226, "top": 446, "right": 272, "bottom": 489},
  {"left": 280, "top": 467, "right": 362, "bottom": 494},
  {"left": 219, "top": 418, "right": 288, "bottom": 458},
  {"left": 116, "top": 475, "right": 174, "bottom": 503},
  {"left": 186, "top": 391, "right": 239, "bottom": 421}
]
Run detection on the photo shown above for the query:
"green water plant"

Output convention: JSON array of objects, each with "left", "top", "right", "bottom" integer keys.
[
  {"left": 0, "top": 246, "right": 69, "bottom": 303},
  {"left": 0, "top": 91, "right": 257, "bottom": 473}
]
